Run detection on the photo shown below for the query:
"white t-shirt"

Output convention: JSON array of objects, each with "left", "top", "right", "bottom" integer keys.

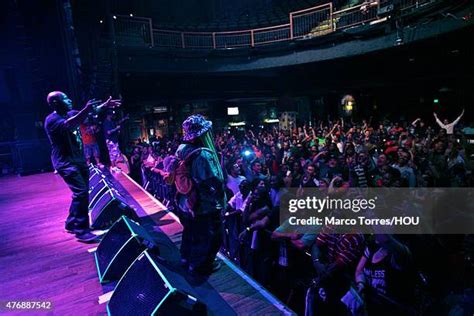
[
  {"left": 436, "top": 115, "right": 462, "bottom": 135},
  {"left": 226, "top": 174, "right": 246, "bottom": 195}
]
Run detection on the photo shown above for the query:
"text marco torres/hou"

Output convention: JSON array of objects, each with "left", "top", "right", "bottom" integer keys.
[{"left": 280, "top": 188, "right": 474, "bottom": 234}]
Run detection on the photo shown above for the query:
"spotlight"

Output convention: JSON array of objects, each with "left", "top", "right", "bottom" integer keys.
[
  {"left": 99, "top": 20, "right": 103, "bottom": 24},
  {"left": 130, "top": 13, "right": 133, "bottom": 17},
  {"left": 244, "top": 150, "right": 251, "bottom": 157},
  {"left": 113, "top": 15, "right": 117, "bottom": 20}
]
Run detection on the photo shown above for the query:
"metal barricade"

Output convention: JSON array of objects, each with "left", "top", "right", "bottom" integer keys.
[
  {"left": 215, "top": 30, "right": 253, "bottom": 49},
  {"left": 253, "top": 24, "right": 291, "bottom": 46},
  {"left": 183, "top": 32, "right": 214, "bottom": 49},
  {"left": 141, "top": 166, "right": 176, "bottom": 210},
  {"left": 152, "top": 29, "right": 182, "bottom": 48},
  {"left": 113, "top": 15, "right": 153, "bottom": 47},
  {"left": 112, "top": 0, "right": 443, "bottom": 49},
  {"left": 290, "top": 3, "right": 333, "bottom": 39},
  {"left": 333, "top": 3, "right": 379, "bottom": 31},
  {"left": 399, "top": 0, "right": 433, "bottom": 11}
]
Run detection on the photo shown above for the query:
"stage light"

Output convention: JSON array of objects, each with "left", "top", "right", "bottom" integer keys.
[
  {"left": 130, "top": 14, "right": 134, "bottom": 17},
  {"left": 229, "top": 121, "right": 245, "bottom": 126},
  {"left": 434, "top": 99, "right": 439, "bottom": 104},
  {"left": 244, "top": 150, "right": 251, "bottom": 157},
  {"left": 341, "top": 95, "right": 355, "bottom": 115},
  {"left": 99, "top": 20, "right": 103, "bottom": 24},
  {"left": 264, "top": 118, "right": 279, "bottom": 123},
  {"left": 113, "top": 15, "right": 117, "bottom": 20},
  {"left": 345, "top": 101, "right": 353, "bottom": 111}
]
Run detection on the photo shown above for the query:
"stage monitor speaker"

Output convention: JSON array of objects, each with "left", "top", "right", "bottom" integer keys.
[
  {"left": 107, "top": 250, "right": 206, "bottom": 316},
  {"left": 89, "top": 164, "right": 99, "bottom": 173},
  {"left": 94, "top": 215, "right": 157, "bottom": 283},
  {"left": 89, "top": 179, "right": 113, "bottom": 209},
  {"left": 89, "top": 169, "right": 107, "bottom": 187},
  {"left": 89, "top": 190, "right": 137, "bottom": 229}
]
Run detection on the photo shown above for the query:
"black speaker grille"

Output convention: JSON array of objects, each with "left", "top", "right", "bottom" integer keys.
[
  {"left": 89, "top": 180, "right": 110, "bottom": 207},
  {"left": 90, "top": 191, "right": 133, "bottom": 228},
  {"left": 90, "top": 190, "right": 114, "bottom": 227},
  {"left": 96, "top": 219, "right": 131, "bottom": 278},
  {"left": 108, "top": 251, "right": 170, "bottom": 316},
  {"left": 89, "top": 172, "right": 104, "bottom": 187}
]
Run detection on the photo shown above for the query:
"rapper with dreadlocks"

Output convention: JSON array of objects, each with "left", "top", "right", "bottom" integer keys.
[{"left": 173, "top": 114, "right": 226, "bottom": 277}]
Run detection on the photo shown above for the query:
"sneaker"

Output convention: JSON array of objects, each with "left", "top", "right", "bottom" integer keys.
[
  {"left": 66, "top": 228, "right": 104, "bottom": 235},
  {"left": 75, "top": 232, "right": 101, "bottom": 243},
  {"left": 65, "top": 228, "right": 79, "bottom": 234},
  {"left": 65, "top": 226, "right": 87, "bottom": 234}
]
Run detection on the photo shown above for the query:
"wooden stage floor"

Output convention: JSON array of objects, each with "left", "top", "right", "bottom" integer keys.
[
  {"left": 0, "top": 171, "right": 294, "bottom": 315},
  {"left": 0, "top": 172, "right": 106, "bottom": 315}
]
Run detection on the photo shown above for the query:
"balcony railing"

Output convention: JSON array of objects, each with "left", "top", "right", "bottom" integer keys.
[{"left": 112, "top": 0, "right": 438, "bottom": 49}]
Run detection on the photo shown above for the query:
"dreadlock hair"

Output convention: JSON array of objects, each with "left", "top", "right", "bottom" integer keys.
[{"left": 198, "top": 129, "right": 224, "bottom": 181}]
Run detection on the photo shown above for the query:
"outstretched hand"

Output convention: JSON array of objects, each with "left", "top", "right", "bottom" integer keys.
[
  {"left": 85, "top": 99, "right": 102, "bottom": 111},
  {"left": 99, "top": 96, "right": 122, "bottom": 110}
]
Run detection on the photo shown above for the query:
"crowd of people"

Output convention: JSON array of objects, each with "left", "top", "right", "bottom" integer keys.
[{"left": 120, "top": 111, "right": 473, "bottom": 316}]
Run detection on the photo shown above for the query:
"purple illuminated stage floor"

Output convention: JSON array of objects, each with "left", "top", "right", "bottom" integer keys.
[{"left": 0, "top": 173, "right": 106, "bottom": 315}]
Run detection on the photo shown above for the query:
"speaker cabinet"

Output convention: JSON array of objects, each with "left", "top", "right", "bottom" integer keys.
[
  {"left": 89, "top": 190, "right": 136, "bottom": 229},
  {"left": 89, "top": 169, "right": 107, "bottom": 187},
  {"left": 94, "top": 216, "right": 157, "bottom": 283},
  {"left": 107, "top": 250, "right": 206, "bottom": 316},
  {"left": 89, "top": 179, "right": 113, "bottom": 209},
  {"left": 89, "top": 164, "right": 99, "bottom": 173}
]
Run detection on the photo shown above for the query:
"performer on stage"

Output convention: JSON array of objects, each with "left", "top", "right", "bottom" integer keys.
[
  {"left": 103, "top": 111, "right": 123, "bottom": 171},
  {"left": 174, "top": 115, "right": 226, "bottom": 277},
  {"left": 80, "top": 118, "right": 102, "bottom": 168},
  {"left": 44, "top": 91, "right": 121, "bottom": 243}
]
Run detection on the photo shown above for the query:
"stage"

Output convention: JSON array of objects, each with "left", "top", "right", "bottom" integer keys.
[
  {"left": 0, "top": 173, "right": 105, "bottom": 315},
  {"left": 0, "top": 171, "right": 295, "bottom": 315}
]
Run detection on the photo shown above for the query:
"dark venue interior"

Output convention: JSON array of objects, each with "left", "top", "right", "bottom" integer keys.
[{"left": 0, "top": 0, "right": 473, "bottom": 315}]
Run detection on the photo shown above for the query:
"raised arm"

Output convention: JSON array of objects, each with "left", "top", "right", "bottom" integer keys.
[
  {"left": 325, "top": 124, "right": 338, "bottom": 139},
  {"left": 433, "top": 112, "right": 445, "bottom": 128},
  {"left": 95, "top": 96, "right": 122, "bottom": 113},
  {"left": 72, "top": 96, "right": 120, "bottom": 131},
  {"left": 64, "top": 99, "right": 100, "bottom": 129},
  {"left": 452, "top": 109, "right": 465, "bottom": 126}
]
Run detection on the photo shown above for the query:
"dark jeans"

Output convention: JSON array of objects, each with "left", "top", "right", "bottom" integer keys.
[
  {"left": 57, "top": 163, "right": 90, "bottom": 234},
  {"left": 180, "top": 212, "right": 223, "bottom": 274}
]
